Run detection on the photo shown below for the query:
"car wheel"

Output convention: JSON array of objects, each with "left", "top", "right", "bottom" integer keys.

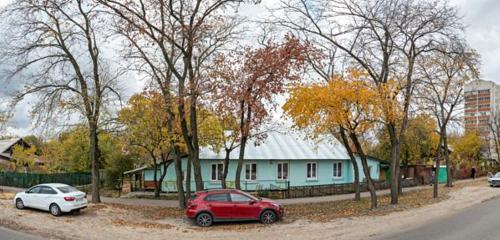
[
  {"left": 50, "top": 203, "right": 61, "bottom": 217},
  {"left": 15, "top": 198, "right": 24, "bottom": 209},
  {"left": 260, "top": 210, "right": 277, "bottom": 224},
  {"left": 196, "top": 213, "right": 213, "bottom": 227}
]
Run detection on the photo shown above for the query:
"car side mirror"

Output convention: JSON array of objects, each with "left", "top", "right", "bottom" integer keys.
[
  {"left": 249, "top": 200, "right": 256, "bottom": 205},
  {"left": 25, "top": 191, "right": 29, "bottom": 194}
]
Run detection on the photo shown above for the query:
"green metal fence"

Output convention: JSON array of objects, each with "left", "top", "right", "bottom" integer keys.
[{"left": 0, "top": 172, "right": 91, "bottom": 188}]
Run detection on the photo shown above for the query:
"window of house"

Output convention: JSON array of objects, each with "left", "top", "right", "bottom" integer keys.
[
  {"left": 277, "top": 162, "right": 289, "bottom": 180},
  {"left": 211, "top": 163, "right": 224, "bottom": 181},
  {"left": 306, "top": 162, "right": 317, "bottom": 180},
  {"left": 333, "top": 162, "right": 342, "bottom": 178},
  {"left": 245, "top": 163, "right": 257, "bottom": 181}
]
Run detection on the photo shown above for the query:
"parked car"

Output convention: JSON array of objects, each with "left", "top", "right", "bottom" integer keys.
[
  {"left": 14, "top": 183, "right": 88, "bottom": 216},
  {"left": 488, "top": 172, "right": 500, "bottom": 187},
  {"left": 186, "top": 189, "right": 284, "bottom": 227}
]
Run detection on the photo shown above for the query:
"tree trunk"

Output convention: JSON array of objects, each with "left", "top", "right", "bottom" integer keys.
[
  {"left": 235, "top": 136, "right": 248, "bottom": 190},
  {"left": 493, "top": 121, "right": 500, "bottom": 163},
  {"left": 156, "top": 160, "right": 172, "bottom": 198},
  {"left": 221, "top": 149, "right": 231, "bottom": 189},
  {"left": 443, "top": 129, "right": 452, "bottom": 187},
  {"left": 189, "top": 99, "right": 204, "bottom": 191},
  {"left": 398, "top": 149, "right": 409, "bottom": 194},
  {"left": 350, "top": 132, "right": 377, "bottom": 209},
  {"left": 339, "top": 128, "right": 360, "bottom": 201},
  {"left": 434, "top": 134, "right": 443, "bottom": 198},
  {"left": 185, "top": 157, "right": 192, "bottom": 200},
  {"left": 235, "top": 102, "right": 250, "bottom": 190},
  {"left": 153, "top": 160, "right": 160, "bottom": 198},
  {"left": 173, "top": 147, "right": 186, "bottom": 209},
  {"left": 89, "top": 121, "right": 101, "bottom": 203},
  {"left": 388, "top": 124, "right": 400, "bottom": 205}
]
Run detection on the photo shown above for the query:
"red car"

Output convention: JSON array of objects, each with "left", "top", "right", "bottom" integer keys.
[{"left": 186, "top": 189, "right": 284, "bottom": 227}]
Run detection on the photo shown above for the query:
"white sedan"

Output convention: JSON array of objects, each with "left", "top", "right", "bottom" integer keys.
[
  {"left": 14, "top": 183, "right": 88, "bottom": 216},
  {"left": 488, "top": 172, "right": 500, "bottom": 187}
]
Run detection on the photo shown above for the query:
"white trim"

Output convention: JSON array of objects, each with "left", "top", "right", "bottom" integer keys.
[
  {"left": 244, "top": 162, "right": 257, "bottom": 181},
  {"left": 276, "top": 161, "right": 289, "bottom": 180},
  {"left": 306, "top": 161, "right": 318, "bottom": 180},
  {"left": 332, "top": 161, "right": 343, "bottom": 179}
]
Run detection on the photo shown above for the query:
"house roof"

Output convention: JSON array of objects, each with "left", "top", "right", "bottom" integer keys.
[
  {"left": 199, "top": 131, "right": 350, "bottom": 160},
  {"left": 123, "top": 166, "right": 150, "bottom": 175},
  {"left": 0, "top": 138, "right": 23, "bottom": 154}
]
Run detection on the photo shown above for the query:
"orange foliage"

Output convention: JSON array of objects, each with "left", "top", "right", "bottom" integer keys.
[{"left": 284, "top": 69, "right": 386, "bottom": 135}]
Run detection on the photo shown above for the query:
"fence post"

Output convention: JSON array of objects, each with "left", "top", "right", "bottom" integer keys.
[{"left": 287, "top": 181, "right": 290, "bottom": 198}]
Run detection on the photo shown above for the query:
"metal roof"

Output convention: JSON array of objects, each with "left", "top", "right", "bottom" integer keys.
[
  {"left": 199, "top": 131, "right": 349, "bottom": 160},
  {"left": 0, "top": 138, "right": 22, "bottom": 154},
  {"left": 123, "top": 166, "right": 150, "bottom": 175}
]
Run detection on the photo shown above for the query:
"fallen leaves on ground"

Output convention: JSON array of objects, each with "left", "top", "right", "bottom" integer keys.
[
  {"left": 111, "top": 218, "right": 174, "bottom": 229},
  {"left": 0, "top": 192, "right": 15, "bottom": 200},
  {"left": 105, "top": 203, "right": 185, "bottom": 220},
  {"left": 284, "top": 179, "right": 487, "bottom": 223}
]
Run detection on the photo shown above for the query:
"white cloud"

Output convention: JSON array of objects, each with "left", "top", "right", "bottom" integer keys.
[{"left": 451, "top": 0, "right": 500, "bottom": 83}]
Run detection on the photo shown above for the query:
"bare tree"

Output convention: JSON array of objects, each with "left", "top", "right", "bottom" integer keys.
[
  {"left": 416, "top": 42, "right": 479, "bottom": 196},
  {"left": 98, "top": 0, "right": 255, "bottom": 206},
  {"left": 271, "top": 0, "right": 464, "bottom": 204},
  {"left": 489, "top": 117, "right": 500, "bottom": 164},
  {"left": 0, "top": 0, "right": 122, "bottom": 203}
]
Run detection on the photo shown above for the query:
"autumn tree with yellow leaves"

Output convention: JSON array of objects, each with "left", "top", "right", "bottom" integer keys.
[
  {"left": 284, "top": 70, "right": 383, "bottom": 209},
  {"left": 11, "top": 145, "right": 38, "bottom": 173}
]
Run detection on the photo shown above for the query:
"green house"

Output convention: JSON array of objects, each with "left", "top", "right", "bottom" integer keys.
[{"left": 134, "top": 131, "right": 386, "bottom": 192}]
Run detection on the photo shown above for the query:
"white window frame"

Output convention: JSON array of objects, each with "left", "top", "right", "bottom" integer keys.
[
  {"left": 333, "top": 161, "right": 343, "bottom": 179},
  {"left": 211, "top": 163, "right": 224, "bottom": 181},
  {"left": 276, "top": 162, "right": 289, "bottom": 180},
  {"left": 245, "top": 162, "right": 257, "bottom": 181},
  {"left": 306, "top": 162, "right": 317, "bottom": 180}
]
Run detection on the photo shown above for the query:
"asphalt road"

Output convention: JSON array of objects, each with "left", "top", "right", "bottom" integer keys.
[
  {"left": 379, "top": 195, "right": 500, "bottom": 240},
  {"left": 0, "top": 227, "right": 44, "bottom": 240}
]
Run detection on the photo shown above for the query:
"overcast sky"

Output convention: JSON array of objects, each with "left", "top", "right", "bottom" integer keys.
[{"left": 1, "top": 0, "right": 500, "bottom": 137}]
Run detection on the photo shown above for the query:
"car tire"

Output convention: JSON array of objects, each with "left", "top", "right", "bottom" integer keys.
[
  {"left": 15, "top": 198, "right": 24, "bottom": 210},
  {"left": 196, "top": 212, "right": 213, "bottom": 227},
  {"left": 260, "top": 210, "right": 277, "bottom": 224},
  {"left": 50, "top": 203, "right": 62, "bottom": 217}
]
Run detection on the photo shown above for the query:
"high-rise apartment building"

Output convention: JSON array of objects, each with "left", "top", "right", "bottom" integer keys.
[{"left": 464, "top": 79, "right": 500, "bottom": 159}]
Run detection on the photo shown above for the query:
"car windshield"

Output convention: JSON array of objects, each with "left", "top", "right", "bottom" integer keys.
[
  {"left": 56, "top": 186, "right": 79, "bottom": 193},
  {"left": 495, "top": 173, "right": 500, "bottom": 177}
]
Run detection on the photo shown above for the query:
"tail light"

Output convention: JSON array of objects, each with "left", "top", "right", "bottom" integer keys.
[
  {"left": 64, "top": 196, "right": 76, "bottom": 201},
  {"left": 187, "top": 200, "right": 197, "bottom": 209}
]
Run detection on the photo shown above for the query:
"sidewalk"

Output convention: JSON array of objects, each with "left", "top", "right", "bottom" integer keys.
[{"left": 0, "top": 177, "right": 483, "bottom": 208}]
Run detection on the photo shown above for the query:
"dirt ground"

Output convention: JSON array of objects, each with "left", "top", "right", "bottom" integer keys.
[{"left": 0, "top": 179, "right": 497, "bottom": 240}]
